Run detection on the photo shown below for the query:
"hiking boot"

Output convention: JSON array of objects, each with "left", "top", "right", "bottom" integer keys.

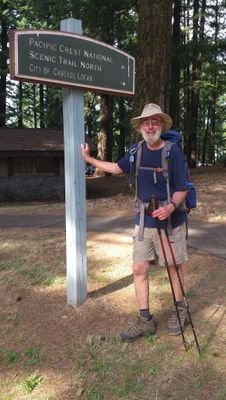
[
  {"left": 168, "top": 304, "right": 187, "bottom": 336},
  {"left": 120, "top": 316, "right": 157, "bottom": 342}
]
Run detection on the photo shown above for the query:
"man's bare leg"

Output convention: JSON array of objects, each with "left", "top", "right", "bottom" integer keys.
[
  {"left": 120, "top": 261, "right": 157, "bottom": 342},
  {"left": 133, "top": 261, "right": 150, "bottom": 309},
  {"left": 168, "top": 264, "right": 184, "bottom": 301}
]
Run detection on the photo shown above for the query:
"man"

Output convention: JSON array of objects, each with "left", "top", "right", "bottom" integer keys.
[{"left": 81, "top": 103, "right": 188, "bottom": 342}]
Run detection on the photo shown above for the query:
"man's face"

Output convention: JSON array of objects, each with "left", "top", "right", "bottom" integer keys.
[{"left": 139, "top": 116, "right": 163, "bottom": 145}]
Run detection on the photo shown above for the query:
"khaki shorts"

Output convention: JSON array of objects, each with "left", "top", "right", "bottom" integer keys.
[{"left": 133, "top": 223, "right": 188, "bottom": 266}]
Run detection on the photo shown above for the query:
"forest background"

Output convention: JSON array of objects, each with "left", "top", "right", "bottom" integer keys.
[
  {"left": 1, "top": 2, "right": 226, "bottom": 399},
  {"left": 0, "top": 0, "right": 226, "bottom": 169}
]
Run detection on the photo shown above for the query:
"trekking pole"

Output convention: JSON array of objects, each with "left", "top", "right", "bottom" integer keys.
[
  {"left": 162, "top": 223, "right": 201, "bottom": 354},
  {"left": 149, "top": 197, "right": 201, "bottom": 354}
]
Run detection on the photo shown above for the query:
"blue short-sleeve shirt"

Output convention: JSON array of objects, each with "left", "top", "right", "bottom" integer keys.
[{"left": 117, "top": 141, "right": 187, "bottom": 229}]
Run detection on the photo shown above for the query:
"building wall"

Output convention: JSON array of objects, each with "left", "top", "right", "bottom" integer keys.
[
  {"left": 0, "top": 158, "right": 64, "bottom": 177},
  {"left": 0, "top": 176, "right": 65, "bottom": 201},
  {"left": 0, "top": 159, "right": 8, "bottom": 176},
  {"left": 59, "top": 159, "right": 64, "bottom": 175}
]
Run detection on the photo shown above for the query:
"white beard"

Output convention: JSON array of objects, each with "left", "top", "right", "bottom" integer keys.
[{"left": 140, "top": 127, "right": 162, "bottom": 145}]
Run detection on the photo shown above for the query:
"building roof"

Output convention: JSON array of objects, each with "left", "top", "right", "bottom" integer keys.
[{"left": 0, "top": 128, "right": 96, "bottom": 152}]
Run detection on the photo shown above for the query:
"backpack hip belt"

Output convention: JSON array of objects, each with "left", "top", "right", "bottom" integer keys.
[{"left": 136, "top": 198, "right": 168, "bottom": 241}]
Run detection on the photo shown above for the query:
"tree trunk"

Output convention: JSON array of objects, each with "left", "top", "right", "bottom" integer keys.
[
  {"left": 18, "top": 82, "right": 23, "bottom": 128},
  {"left": 117, "top": 98, "right": 127, "bottom": 159},
  {"left": 202, "top": 102, "right": 210, "bottom": 166},
  {"left": 0, "top": 10, "right": 8, "bottom": 127},
  {"left": 40, "top": 84, "right": 45, "bottom": 128},
  {"left": 169, "top": 0, "right": 181, "bottom": 129},
  {"left": 208, "top": 0, "right": 219, "bottom": 165},
  {"left": 106, "top": 96, "right": 113, "bottom": 163},
  {"left": 33, "top": 84, "right": 37, "bottom": 128},
  {"left": 133, "top": 0, "right": 173, "bottom": 119},
  {"left": 183, "top": 0, "right": 201, "bottom": 168},
  {"left": 95, "top": 94, "right": 113, "bottom": 177},
  {"left": 189, "top": 0, "right": 201, "bottom": 167}
]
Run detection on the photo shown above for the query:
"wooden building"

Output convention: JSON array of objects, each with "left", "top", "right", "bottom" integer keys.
[{"left": 0, "top": 128, "right": 96, "bottom": 201}]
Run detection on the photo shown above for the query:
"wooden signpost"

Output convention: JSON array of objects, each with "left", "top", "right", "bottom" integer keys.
[{"left": 9, "top": 19, "right": 135, "bottom": 307}]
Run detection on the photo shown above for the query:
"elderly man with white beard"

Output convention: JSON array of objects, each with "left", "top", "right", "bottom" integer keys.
[{"left": 81, "top": 103, "right": 188, "bottom": 342}]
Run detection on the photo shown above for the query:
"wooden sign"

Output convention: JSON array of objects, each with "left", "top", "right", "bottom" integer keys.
[{"left": 10, "top": 30, "right": 135, "bottom": 96}]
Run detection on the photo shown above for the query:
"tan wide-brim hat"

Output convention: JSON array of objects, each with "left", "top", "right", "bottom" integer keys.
[{"left": 131, "top": 103, "right": 172, "bottom": 132}]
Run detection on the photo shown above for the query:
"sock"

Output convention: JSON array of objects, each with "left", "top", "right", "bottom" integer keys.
[
  {"left": 140, "top": 309, "right": 152, "bottom": 320},
  {"left": 175, "top": 300, "right": 184, "bottom": 308}
]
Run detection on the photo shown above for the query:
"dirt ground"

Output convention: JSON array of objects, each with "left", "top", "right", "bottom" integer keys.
[{"left": 0, "top": 165, "right": 226, "bottom": 399}]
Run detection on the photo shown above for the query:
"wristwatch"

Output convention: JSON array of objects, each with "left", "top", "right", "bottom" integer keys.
[{"left": 170, "top": 200, "right": 177, "bottom": 210}]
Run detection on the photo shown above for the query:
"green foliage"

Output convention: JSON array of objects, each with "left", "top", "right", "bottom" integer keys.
[
  {"left": 6, "top": 350, "right": 20, "bottom": 366},
  {"left": 24, "top": 347, "right": 41, "bottom": 366},
  {"left": 1, "top": 0, "right": 225, "bottom": 161},
  {"left": 146, "top": 333, "right": 158, "bottom": 344},
  {"left": 20, "top": 373, "right": 42, "bottom": 393},
  {"left": 149, "top": 366, "right": 158, "bottom": 376},
  {"left": 86, "top": 387, "right": 103, "bottom": 400},
  {"left": 8, "top": 314, "right": 17, "bottom": 323}
]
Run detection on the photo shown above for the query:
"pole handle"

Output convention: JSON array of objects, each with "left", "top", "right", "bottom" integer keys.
[{"left": 150, "top": 196, "right": 158, "bottom": 210}]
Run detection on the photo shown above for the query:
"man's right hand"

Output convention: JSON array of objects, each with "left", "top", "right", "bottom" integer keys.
[
  {"left": 80, "top": 143, "right": 123, "bottom": 175},
  {"left": 81, "top": 143, "right": 90, "bottom": 161}
]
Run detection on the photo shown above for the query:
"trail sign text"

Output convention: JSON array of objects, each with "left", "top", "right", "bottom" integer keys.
[{"left": 10, "top": 30, "right": 135, "bottom": 96}]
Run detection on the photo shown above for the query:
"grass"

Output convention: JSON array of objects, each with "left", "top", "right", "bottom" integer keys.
[
  {"left": 0, "top": 195, "right": 226, "bottom": 399},
  {"left": 24, "top": 347, "right": 41, "bottom": 366},
  {"left": 20, "top": 373, "right": 43, "bottom": 393}
]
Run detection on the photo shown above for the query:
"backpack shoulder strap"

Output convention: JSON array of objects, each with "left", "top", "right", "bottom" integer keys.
[
  {"left": 161, "top": 140, "right": 174, "bottom": 178},
  {"left": 129, "top": 140, "right": 144, "bottom": 202},
  {"left": 128, "top": 140, "right": 144, "bottom": 188},
  {"left": 161, "top": 140, "right": 174, "bottom": 204},
  {"left": 135, "top": 140, "right": 144, "bottom": 177}
]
